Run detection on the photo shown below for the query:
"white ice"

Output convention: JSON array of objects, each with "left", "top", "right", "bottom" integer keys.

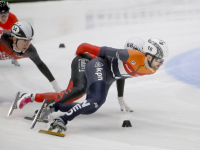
[{"left": 0, "top": 0, "right": 200, "bottom": 150}]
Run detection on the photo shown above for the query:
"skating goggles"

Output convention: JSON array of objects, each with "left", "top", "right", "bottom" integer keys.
[
  {"left": 18, "top": 39, "right": 32, "bottom": 44},
  {"left": 155, "top": 57, "right": 164, "bottom": 63},
  {"left": 0, "top": 11, "right": 9, "bottom": 17}
]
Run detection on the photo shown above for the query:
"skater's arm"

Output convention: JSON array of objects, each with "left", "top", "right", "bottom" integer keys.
[
  {"left": 116, "top": 79, "right": 133, "bottom": 112},
  {"left": 116, "top": 79, "right": 125, "bottom": 97},
  {"left": 76, "top": 43, "right": 130, "bottom": 62},
  {"left": 29, "top": 48, "right": 55, "bottom": 82},
  {"left": 29, "top": 45, "right": 62, "bottom": 92},
  {"left": 76, "top": 43, "right": 101, "bottom": 56},
  {"left": 98, "top": 47, "right": 129, "bottom": 62}
]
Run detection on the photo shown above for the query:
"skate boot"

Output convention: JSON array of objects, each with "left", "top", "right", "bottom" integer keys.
[
  {"left": 17, "top": 93, "right": 34, "bottom": 109},
  {"left": 50, "top": 117, "right": 67, "bottom": 131},
  {"left": 11, "top": 59, "right": 20, "bottom": 67},
  {"left": 39, "top": 102, "right": 55, "bottom": 121}
]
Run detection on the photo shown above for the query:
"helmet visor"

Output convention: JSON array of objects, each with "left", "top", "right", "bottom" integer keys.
[
  {"left": 155, "top": 57, "right": 164, "bottom": 63},
  {"left": 148, "top": 39, "right": 164, "bottom": 59},
  {"left": 0, "top": 11, "right": 9, "bottom": 17}
]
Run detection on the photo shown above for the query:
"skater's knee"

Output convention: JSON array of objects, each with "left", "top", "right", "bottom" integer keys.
[
  {"left": 35, "top": 93, "right": 42, "bottom": 102},
  {"left": 65, "top": 93, "right": 86, "bottom": 104},
  {"left": 77, "top": 86, "right": 86, "bottom": 95},
  {"left": 35, "top": 93, "right": 58, "bottom": 103}
]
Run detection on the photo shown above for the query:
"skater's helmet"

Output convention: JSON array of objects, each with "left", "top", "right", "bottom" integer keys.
[
  {"left": 0, "top": 1, "right": 10, "bottom": 13},
  {"left": 124, "top": 38, "right": 145, "bottom": 53},
  {"left": 11, "top": 21, "right": 34, "bottom": 40},
  {"left": 143, "top": 38, "right": 169, "bottom": 59}
]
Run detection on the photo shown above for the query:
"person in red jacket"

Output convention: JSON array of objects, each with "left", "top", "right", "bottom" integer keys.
[
  {"left": 1, "top": 21, "right": 62, "bottom": 95},
  {"left": 0, "top": 1, "right": 20, "bottom": 66}
]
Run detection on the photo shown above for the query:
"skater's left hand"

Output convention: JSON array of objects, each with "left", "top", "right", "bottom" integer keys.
[
  {"left": 118, "top": 97, "right": 133, "bottom": 112},
  {"left": 51, "top": 80, "right": 62, "bottom": 93}
]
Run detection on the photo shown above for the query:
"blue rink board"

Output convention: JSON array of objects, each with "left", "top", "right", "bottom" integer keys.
[{"left": 165, "top": 48, "right": 200, "bottom": 88}]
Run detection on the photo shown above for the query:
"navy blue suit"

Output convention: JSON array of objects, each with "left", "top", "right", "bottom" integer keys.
[{"left": 55, "top": 56, "right": 116, "bottom": 123}]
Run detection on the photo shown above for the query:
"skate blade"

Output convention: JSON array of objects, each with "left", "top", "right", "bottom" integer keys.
[
  {"left": 39, "top": 129, "right": 65, "bottom": 137},
  {"left": 7, "top": 92, "right": 20, "bottom": 116},
  {"left": 31, "top": 99, "right": 47, "bottom": 129},
  {"left": 24, "top": 116, "right": 48, "bottom": 123}
]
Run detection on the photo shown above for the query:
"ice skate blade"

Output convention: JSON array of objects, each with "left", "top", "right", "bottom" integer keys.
[
  {"left": 31, "top": 99, "right": 47, "bottom": 129},
  {"left": 39, "top": 129, "right": 65, "bottom": 137},
  {"left": 24, "top": 116, "right": 48, "bottom": 123},
  {"left": 7, "top": 92, "right": 20, "bottom": 116}
]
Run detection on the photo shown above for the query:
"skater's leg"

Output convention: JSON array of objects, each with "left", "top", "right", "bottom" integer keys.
[
  {"left": 55, "top": 77, "right": 86, "bottom": 104},
  {"left": 39, "top": 54, "right": 91, "bottom": 119},
  {"left": 35, "top": 93, "right": 58, "bottom": 103},
  {"left": 58, "top": 57, "right": 114, "bottom": 123},
  {"left": 36, "top": 54, "right": 90, "bottom": 104}
]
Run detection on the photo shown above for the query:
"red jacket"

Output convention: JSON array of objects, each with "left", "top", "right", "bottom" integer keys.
[{"left": 0, "top": 12, "right": 18, "bottom": 30}]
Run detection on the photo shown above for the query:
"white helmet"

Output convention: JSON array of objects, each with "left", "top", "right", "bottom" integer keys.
[
  {"left": 11, "top": 21, "right": 34, "bottom": 40},
  {"left": 124, "top": 38, "right": 145, "bottom": 52},
  {"left": 143, "top": 38, "right": 169, "bottom": 59}
]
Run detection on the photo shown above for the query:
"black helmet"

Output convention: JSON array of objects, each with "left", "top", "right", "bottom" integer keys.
[{"left": 0, "top": 1, "right": 10, "bottom": 13}]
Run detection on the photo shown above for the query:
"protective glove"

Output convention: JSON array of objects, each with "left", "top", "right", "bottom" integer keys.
[
  {"left": 11, "top": 59, "right": 20, "bottom": 67},
  {"left": 51, "top": 80, "right": 62, "bottom": 93},
  {"left": 118, "top": 97, "right": 133, "bottom": 112}
]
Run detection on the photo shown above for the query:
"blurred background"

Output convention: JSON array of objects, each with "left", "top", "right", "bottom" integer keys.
[
  {"left": 10, "top": 0, "right": 200, "bottom": 45},
  {"left": 6, "top": 0, "right": 58, "bottom": 2}
]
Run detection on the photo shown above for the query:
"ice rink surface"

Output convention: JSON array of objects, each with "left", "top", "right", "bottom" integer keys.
[{"left": 0, "top": 0, "right": 200, "bottom": 150}]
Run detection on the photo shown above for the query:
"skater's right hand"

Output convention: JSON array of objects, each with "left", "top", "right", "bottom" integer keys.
[{"left": 118, "top": 97, "right": 133, "bottom": 112}]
